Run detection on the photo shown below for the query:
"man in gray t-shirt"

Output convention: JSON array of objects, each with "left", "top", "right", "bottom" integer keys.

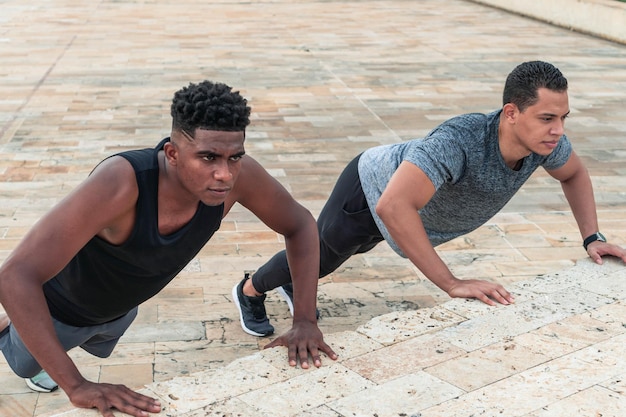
[
  {"left": 359, "top": 109, "right": 571, "bottom": 254},
  {"left": 233, "top": 61, "right": 626, "bottom": 368}
]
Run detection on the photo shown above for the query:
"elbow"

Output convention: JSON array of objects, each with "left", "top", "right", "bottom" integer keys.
[
  {"left": 298, "top": 205, "right": 316, "bottom": 228},
  {"left": 285, "top": 205, "right": 317, "bottom": 239},
  {"left": 0, "top": 261, "right": 41, "bottom": 304},
  {"left": 375, "top": 201, "right": 385, "bottom": 220},
  {"left": 375, "top": 196, "right": 394, "bottom": 223}
]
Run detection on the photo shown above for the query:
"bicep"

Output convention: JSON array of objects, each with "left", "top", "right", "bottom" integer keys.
[{"left": 379, "top": 161, "right": 436, "bottom": 212}]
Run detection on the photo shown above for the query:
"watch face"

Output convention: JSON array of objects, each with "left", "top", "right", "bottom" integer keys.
[{"left": 598, "top": 232, "right": 607, "bottom": 242}]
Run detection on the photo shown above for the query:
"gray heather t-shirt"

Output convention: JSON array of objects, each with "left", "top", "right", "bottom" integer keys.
[{"left": 358, "top": 110, "right": 572, "bottom": 257}]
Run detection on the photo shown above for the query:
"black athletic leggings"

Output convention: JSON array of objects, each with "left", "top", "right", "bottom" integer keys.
[{"left": 251, "top": 153, "right": 384, "bottom": 293}]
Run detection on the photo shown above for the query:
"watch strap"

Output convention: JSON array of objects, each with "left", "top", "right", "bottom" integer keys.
[{"left": 583, "top": 232, "right": 606, "bottom": 250}]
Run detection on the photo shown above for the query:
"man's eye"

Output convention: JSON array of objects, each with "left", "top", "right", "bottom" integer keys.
[
  {"left": 203, "top": 156, "right": 216, "bottom": 161},
  {"left": 230, "top": 155, "right": 243, "bottom": 162}
]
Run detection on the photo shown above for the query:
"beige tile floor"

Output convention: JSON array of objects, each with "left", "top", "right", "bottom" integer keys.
[{"left": 0, "top": 0, "right": 625, "bottom": 416}]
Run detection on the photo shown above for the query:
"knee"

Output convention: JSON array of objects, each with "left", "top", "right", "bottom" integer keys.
[
  {"left": 1, "top": 333, "right": 42, "bottom": 378},
  {"left": 4, "top": 356, "right": 42, "bottom": 378}
]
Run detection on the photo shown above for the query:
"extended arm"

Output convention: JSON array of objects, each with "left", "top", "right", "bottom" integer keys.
[
  {"left": 229, "top": 156, "right": 337, "bottom": 367},
  {"left": 548, "top": 151, "right": 626, "bottom": 264},
  {"left": 376, "top": 161, "right": 514, "bottom": 306},
  {"left": 0, "top": 157, "right": 161, "bottom": 417}
]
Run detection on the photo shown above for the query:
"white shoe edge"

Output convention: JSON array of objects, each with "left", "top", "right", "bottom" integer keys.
[
  {"left": 25, "top": 376, "right": 58, "bottom": 393},
  {"left": 276, "top": 286, "right": 294, "bottom": 316}
]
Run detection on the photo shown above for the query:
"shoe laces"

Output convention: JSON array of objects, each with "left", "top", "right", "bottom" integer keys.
[{"left": 247, "top": 295, "right": 268, "bottom": 320}]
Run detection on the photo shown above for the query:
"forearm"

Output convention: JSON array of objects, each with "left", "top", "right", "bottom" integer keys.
[
  {"left": 283, "top": 214, "right": 320, "bottom": 323},
  {"left": 382, "top": 212, "right": 515, "bottom": 305},
  {"left": 381, "top": 209, "right": 458, "bottom": 293},
  {"left": 376, "top": 165, "right": 513, "bottom": 305},
  {"left": 560, "top": 169, "right": 599, "bottom": 239},
  {"left": 0, "top": 269, "right": 85, "bottom": 393}
]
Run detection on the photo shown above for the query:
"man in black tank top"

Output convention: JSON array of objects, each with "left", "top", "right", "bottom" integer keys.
[{"left": 0, "top": 81, "right": 337, "bottom": 417}]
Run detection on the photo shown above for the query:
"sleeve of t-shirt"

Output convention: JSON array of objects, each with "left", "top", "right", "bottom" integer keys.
[
  {"left": 403, "top": 125, "right": 467, "bottom": 190},
  {"left": 541, "top": 134, "right": 573, "bottom": 170}
]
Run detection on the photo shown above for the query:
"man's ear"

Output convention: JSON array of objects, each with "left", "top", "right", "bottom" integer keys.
[
  {"left": 164, "top": 141, "right": 178, "bottom": 166},
  {"left": 502, "top": 102, "right": 519, "bottom": 124}
]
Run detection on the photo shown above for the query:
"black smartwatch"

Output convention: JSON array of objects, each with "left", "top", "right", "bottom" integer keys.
[{"left": 583, "top": 232, "right": 606, "bottom": 251}]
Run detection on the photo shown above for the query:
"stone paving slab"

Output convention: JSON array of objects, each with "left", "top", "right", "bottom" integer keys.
[
  {"left": 43, "top": 258, "right": 626, "bottom": 417},
  {"left": 1, "top": 0, "right": 626, "bottom": 416}
]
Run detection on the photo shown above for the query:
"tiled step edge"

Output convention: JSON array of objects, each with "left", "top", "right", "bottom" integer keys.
[{"left": 468, "top": 0, "right": 626, "bottom": 45}]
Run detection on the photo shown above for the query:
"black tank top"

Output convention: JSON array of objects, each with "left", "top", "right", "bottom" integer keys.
[{"left": 43, "top": 138, "right": 224, "bottom": 326}]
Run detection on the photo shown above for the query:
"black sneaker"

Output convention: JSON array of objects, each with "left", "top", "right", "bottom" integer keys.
[
  {"left": 276, "top": 283, "right": 320, "bottom": 319},
  {"left": 232, "top": 274, "right": 274, "bottom": 337}
]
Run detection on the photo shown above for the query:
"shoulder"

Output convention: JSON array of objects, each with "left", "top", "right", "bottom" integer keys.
[
  {"left": 85, "top": 155, "right": 139, "bottom": 206},
  {"left": 224, "top": 155, "right": 283, "bottom": 212},
  {"left": 19, "top": 155, "right": 141, "bottom": 251},
  {"left": 91, "top": 155, "right": 138, "bottom": 183},
  {"left": 236, "top": 155, "right": 271, "bottom": 185},
  {"left": 415, "top": 111, "right": 498, "bottom": 157},
  {"left": 426, "top": 111, "right": 496, "bottom": 139}
]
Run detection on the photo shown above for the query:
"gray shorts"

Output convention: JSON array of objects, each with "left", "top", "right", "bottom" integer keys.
[{"left": 0, "top": 307, "right": 137, "bottom": 378}]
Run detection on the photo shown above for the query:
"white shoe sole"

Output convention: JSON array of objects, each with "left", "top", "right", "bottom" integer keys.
[
  {"left": 276, "top": 286, "right": 294, "bottom": 316},
  {"left": 25, "top": 377, "right": 58, "bottom": 393}
]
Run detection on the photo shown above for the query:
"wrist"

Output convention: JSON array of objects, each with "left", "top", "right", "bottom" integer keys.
[
  {"left": 437, "top": 275, "right": 462, "bottom": 293},
  {"left": 583, "top": 231, "right": 606, "bottom": 251}
]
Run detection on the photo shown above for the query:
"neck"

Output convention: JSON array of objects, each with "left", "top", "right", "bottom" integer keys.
[
  {"left": 498, "top": 116, "right": 529, "bottom": 170},
  {"left": 158, "top": 151, "right": 198, "bottom": 209}
]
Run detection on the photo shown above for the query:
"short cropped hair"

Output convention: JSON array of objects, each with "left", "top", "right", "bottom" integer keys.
[
  {"left": 502, "top": 61, "right": 568, "bottom": 112},
  {"left": 171, "top": 81, "right": 251, "bottom": 134}
]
